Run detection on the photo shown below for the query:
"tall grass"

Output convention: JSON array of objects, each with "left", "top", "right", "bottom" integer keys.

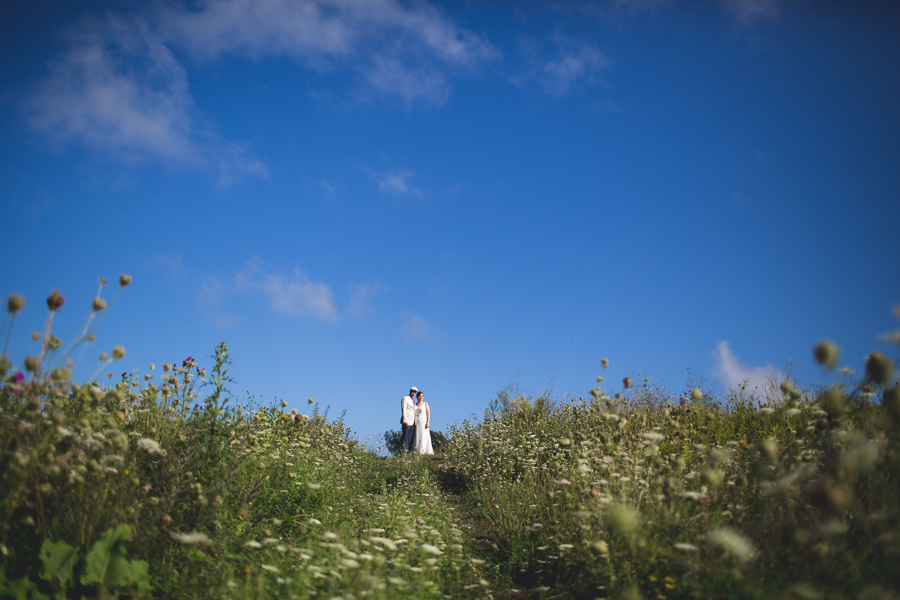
[
  {"left": 441, "top": 347, "right": 900, "bottom": 599},
  {"left": 0, "top": 283, "right": 492, "bottom": 599}
]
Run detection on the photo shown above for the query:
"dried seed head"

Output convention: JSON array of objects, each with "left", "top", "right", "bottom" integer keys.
[
  {"left": 7, "top": 294, "right": 26, "bottom": 314},
  {"left": 623, "top": 377, "right": 632, "bottom": 389},
  {"left": 866, "top": 351, "right": 894, "bottom": 385},
  {"left": 30, "top": 331, "right": 41, "bottom": 342},
  {"left": 281, "top": 400, "right": 289, "bottom": 407},
  {"left": 163, "top": 362, "right": 172, "bottom": 373},
  {"left": 24, "top": 356, "right": 40, "bottom": 372},
  {"left": 99, "top": 277, "right": 108, "bottom": 285},
  {"left": 92, "top": 298, "right": 107, "bottom": 312},
  {"left": 112, "top": 346, "right": 126, "bottom": 360},
  {"left": 691, "top": 388, "right": 703, "bottom": 401},
  {"left": 590, "top": 540, "right": 609, "bottom": 554},
  {"left": 605, "top": 504, "right": 640, "bottom": 539},
  {"left": 813, "top": 341, "right": 840, "bottom": 370},
  {"left": 600, "top": 358, "right": 609, "bottom": 369},
  {"left": 119, "top": 274, "right": 132, "bottom": 287},
  {"left": 308, "top": 397, "right": 315, "bottom": 404},
  {"left": 46, "top": 290, "right": 65, "bottom": 311},
  {"left": 50, "top": 368, "right": 71, "bottom": 382},
  {"left": 822, "top": 388, "right": 848, "bottom": 418}
]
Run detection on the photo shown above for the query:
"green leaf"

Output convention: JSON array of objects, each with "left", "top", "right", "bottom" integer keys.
[
  {"left": 38, "top": 539, "right": 80, "bottom": 588},
  {"left": 0, "top": 571, "right": 51, "bottom": 600},
  {"left": 81, "top": 524, "right": 131, "bottom": 587}
]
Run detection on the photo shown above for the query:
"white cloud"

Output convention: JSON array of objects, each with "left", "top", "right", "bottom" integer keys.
[
  {"left": 25, "top": 15, "right": 267, "bottom": 182},
  {"left": 25, "top": 0, "right": 496, "bottom": 175},
  {"left": 712, "top": 340, "right": 778, "bottom": 399},
  {"left": 400, "top": 313, "right": 436, "bottom": 341},
  {"left": 361, "top": 56, "right": 450, "bottom": 106},
  {"left": 374, "top": 168, "right": 422, "bottom": 197},
  {"left": 516, "top": 34, "right": 610, "bottom": 97},
  {"left": 348, "top": 282, "right": 388, "bottom": 318},
  {"left": 160, "top": 0, "right": 497, "bottom": 67},
  {"left": 196, "top": 275, "right": 241, "bottom": 328},
  {"left": 720, "top": 0, "right": 780, "bottom": 23},
  {"left": 540, "top": 39, "right": 609, "bottom": 97},
  {"left": 235, "top": 257, "right": 338, "bottom": 322},
  {"left": 151, "top": 251, "right": 188, "bottom": 282}
]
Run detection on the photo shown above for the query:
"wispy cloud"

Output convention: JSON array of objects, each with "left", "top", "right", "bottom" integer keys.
[
  {"left": 235, "top": 257, "right": 338, "bottom": 322},
  {"left": 24, "top": 15, "right": 267, "bottom": 183},
  {"left": 196, "top": 275, "right": 241, "bottom": 328},
  {"left": 150, "top": 251, "right": 188, "bottom": 283},
  {"left": 517, "top": 34, "right": 610, "bottom": 97},
  {"left": 720, "top": 0, "right": 780, "bottom": 24},
  {"left": 373, "top": 168, "right": 423, "bottom": 197},
  {"left": 400, "top": 313, "right": 436, "bottom": 341},
  {"left": 712, "top": 340, "right": 778, "bottom": 399},
  {"left": 348, "top": 282, "right": 388, "bottom": 318},
  {"left": 25, "top": 0, "right": 497, "bottom": 177}
]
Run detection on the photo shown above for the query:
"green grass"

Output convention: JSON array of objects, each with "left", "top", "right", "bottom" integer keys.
[{"left": 1, "top": 284, "right": 899, "bottom": 599}]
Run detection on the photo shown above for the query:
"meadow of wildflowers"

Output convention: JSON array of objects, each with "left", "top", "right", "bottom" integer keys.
[
  {"left": 440, "top": 335, "right": 900, "bottom": 599},
  {"left": 1, "top": 282, "right": 898, "bottom": 599},
  {"left": 0, "top": 283, "right": 492, "bottom": 599}
]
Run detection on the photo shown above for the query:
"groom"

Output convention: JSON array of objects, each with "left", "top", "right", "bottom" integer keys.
[{"left": 400, "top": 386, "right": 418, "bottom": 452}]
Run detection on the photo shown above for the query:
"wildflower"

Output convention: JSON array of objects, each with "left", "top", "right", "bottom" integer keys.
[
  {"left": 600, "top": 358, "right": 609, "bottom": 368},
  {"left": 785, "top": 408, "right": 801, "bottom": 417},
  {"left": 245, "top": 541, "right": 263, "bottom": 549},
  {"left": 7, "top": 294, "right": 25, "bottom": 314},
  {"left": 170, "top": 531, "right": 212, "bottom": 546},
  {"left": 119, "top": 274, "right": 132, "bottom": 287},
  {"left": 708, "top": 528, "right": 755, "bottom": 563},
  {"left": 421, "top": 544, "right": 442, "bottom": 555},
  {"left": 642, "top": 432, "right": 665, "bottom": 442},
  {"left": 605, "top": 505, "right": 640, "bottom": 539},
  {"left": 92, "top": 298, "right": 106, "bottom": 311},
  {"left": 24, "top": 356, "right": 40, "bottom": 372},
  {"left": 308, "top": 397, "right": 314, "bottom": 404},
  {"left": 623, "top": 377, "right": 632, "bottom": 389},
  {"left": 866, "top": 351, "right": 894, "bottom": 385},
  {"left": 558, "top": 544, "right": 574, "bottom": 550},
  {"left": 46, "top": 290, "right": 65, "bottom": 311},
  {"left": 340, "top": 559, "right": 360, "bottom": 569},
  {"left": 691, "top": 388, "right": 703, "bottom": 401},
  {"left": 112, "top": 346, "right": 126, "bottom": 360},
  {"left": 814, "top": 341, "right": 840, "bottom": 369},
  {"left": 137, "top": 438, "right": 163, "bottom": 454},
  {"left": 590, "top": 540, "right": 609, "bottom": 554},
  {"left": 163, "top": 363, "right": 172, "bottom": 373}
]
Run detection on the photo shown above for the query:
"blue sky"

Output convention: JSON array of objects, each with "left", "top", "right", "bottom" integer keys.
[{"left": 2, "top": 0, "right": 899, "bottom": 444}]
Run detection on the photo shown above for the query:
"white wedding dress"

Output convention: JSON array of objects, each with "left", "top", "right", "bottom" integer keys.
[{"left": 412, "top": 403, "right": 434, "bottom": 454}]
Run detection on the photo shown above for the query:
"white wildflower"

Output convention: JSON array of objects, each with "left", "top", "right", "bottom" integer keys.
[
  {"left": 709, "top": 528, "right": 756, "bottom": 563},
  {"left": 785, "top": 408, "right": 801, "bottom": 417},
  {"left": 137, "top": 438, "right": 163, "bottom": 454},
  {"left": 642, "top": 432, "right": 665, "bottom": 442},
  {"left": 261, "top": 564, "right": 279, "bottom": 573},
  {"left": 758, "top": 407, "right": 775, "bottom": 415},
  {"left": 421, "top": 544, "right": 442, "bottom": 555},
  {"left": 170, "top": 531, "right": 211, "bottom": 546},
  {"left": 245, "top": 541, "right": 263, "bottom": 550},
  {"left": 674, "top": 543, "right": 698, "bottom": 552}
]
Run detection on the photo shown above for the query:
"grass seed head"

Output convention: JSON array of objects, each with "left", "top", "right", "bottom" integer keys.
[
  {"left": 814, "top": 340, "right": 840, "bottom": 369},
  {"left": 866, "top": 351, "right": 894, "bottom": 385},
  {"left": 7, "top": 294, "right": 25, "bottom": 314}
]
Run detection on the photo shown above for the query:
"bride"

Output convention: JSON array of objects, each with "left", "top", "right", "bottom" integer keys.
[{"left": 412, "top": 391, "right": 434, "bottom": 455}]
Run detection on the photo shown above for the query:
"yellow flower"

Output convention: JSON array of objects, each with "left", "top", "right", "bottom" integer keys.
[
  {"left": 649, "top": 576, "right": 657, "bottom": 582},
  {"left": 124, "top": 469, "right": 129, "bottom": 475}
]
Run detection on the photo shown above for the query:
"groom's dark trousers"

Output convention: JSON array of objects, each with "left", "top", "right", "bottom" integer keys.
[{"left": 401, "top": 422, "right": 415, "bottom": 452}]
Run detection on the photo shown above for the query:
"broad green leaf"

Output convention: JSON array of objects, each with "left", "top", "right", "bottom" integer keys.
[
  {"left": 81, "top": 524, "right": 131, "bottom": 587},
  {"left": 0, "top": 572, "right": 51, "bottom": 600},
  {"left": 38, "top": 540, "right": 80, "bottom": 588}
]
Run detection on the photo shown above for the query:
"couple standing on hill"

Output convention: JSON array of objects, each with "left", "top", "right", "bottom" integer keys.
[{"left": 400, "top": 386, "right": 434, "bottom": 454}]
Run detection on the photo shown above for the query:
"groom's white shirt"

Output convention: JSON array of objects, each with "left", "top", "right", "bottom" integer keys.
[{"left": 401, "top": 395, "right": 416, "bottom": 426}]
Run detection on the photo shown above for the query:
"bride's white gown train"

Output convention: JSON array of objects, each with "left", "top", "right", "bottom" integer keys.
[{"left": 412, "top": 404, "right": 434, "bottom": 454}]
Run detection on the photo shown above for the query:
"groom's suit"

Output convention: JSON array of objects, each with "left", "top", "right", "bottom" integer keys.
[{"left": 400, "top": 394, "right": 416, "bottom": 452}]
